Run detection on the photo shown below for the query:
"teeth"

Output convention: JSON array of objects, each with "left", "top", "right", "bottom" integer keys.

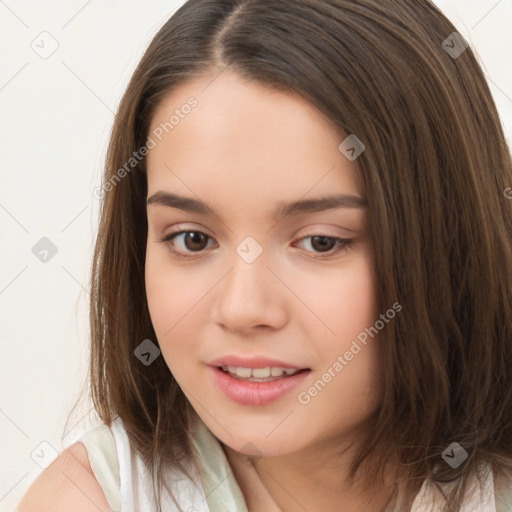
[{"left": 221, "top": 365, "right": 301, "bottom": 380}]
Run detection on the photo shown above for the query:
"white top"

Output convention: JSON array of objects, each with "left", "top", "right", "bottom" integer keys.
[{"left": 76, "top": 415, "right": 503, "bottom": 511}]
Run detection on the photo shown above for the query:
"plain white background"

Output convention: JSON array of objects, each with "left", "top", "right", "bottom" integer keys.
[{"left": 0, "top": 1, "right": 511, "bottom": 510}]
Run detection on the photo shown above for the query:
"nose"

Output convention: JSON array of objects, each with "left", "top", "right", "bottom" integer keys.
[{"left": 213, "top": 249, "right": 288, "bottom": 335}]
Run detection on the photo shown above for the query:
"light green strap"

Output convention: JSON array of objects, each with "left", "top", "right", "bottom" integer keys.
[
  {"left": 190, "top": 419, "right": 250, "bottom": 512},
  {"left": 495, "top": 475, "right": 512, "bottom": 512},
  {"left": 78, "top": 424, "right": 121, "bottom": 512}
]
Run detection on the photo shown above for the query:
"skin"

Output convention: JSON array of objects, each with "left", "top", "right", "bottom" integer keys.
[{"left": 145, "top": 69, "right": 395, "bottom": 512}]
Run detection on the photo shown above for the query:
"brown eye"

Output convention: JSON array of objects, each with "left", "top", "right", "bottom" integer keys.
[
  {"left": 309, "top": 235, "right": 338, "bottom": 252},
  {"left": 295, "top": 235, "right": 353, "bottom": 258},
  {"left": 158, "top": 230, "right": 215, "bottom": 258},
  {"left": 181, "top": 231, "right": 209, "bottom": 251}
]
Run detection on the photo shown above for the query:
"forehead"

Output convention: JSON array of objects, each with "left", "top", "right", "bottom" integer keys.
[{"left": 146, "top": 70, "right": 363, "bottom": 206}]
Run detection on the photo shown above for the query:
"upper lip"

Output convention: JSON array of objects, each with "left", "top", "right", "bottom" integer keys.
[{"left": 209, "top": 355, "right": 310, "bottom": 370}]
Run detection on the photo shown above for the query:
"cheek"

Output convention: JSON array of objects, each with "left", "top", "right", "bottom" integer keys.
[
  {"left": 145, "top": 274, "right": 194, "bottom": 380},
  {"left": 145, "top": 251, "right": 172, "bottom": 327},
  {"left": 144, "top": 250, "right": 210, "bottom": 377},
  {"left": 306, "top": 351, "right": 382, "bottom": 440},
  {"left": 145, "top": 248, "right": 200, "bottom": 329},
  {"left": 292, "top": 250, "right": 377, "bottom": 344},
  {"left": 293, "top": 251, "right": 380, "bottom": 421},
  {"left": 339, "top": 262, "right": 377, "bottom": 337}
]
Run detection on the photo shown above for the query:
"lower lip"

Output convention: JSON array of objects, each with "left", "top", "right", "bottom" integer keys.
[{"left": 209, "top": 366, "right": 311, "bottom": 406}]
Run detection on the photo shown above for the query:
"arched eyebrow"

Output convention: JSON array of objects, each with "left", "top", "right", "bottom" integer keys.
[{"left": 146, "top": 191, "right": 367, "bottom": 222}]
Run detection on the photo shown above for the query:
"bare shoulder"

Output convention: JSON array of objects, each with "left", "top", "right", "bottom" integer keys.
[{"left": 17, "top": 442, "right": 111, "bottom": 512}]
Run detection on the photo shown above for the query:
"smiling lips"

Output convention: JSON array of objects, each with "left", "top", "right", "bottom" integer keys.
[
  {"left": 207, "top": 354, "right": 311, "bottom": 405},
  {"left": 219, "top": 365, "right": 302, "bottom": 381},
  {"left": 209, "top": 355, "right": 310, "bottom": 382},
  {"left": 209, "top": 366, "right": 310, "bottom": 405},
  {"left": 208, "top": 354, "right": 310, "bottom": 371}
]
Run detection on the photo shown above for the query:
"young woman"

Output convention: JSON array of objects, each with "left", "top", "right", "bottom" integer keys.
[{"left": 18, "top": 0, "right": 512, "bottom": 511}]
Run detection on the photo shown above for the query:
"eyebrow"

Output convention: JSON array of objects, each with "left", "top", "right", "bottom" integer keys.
[{"left": 146, "top": 191, "right": 367, "bottom": 221}]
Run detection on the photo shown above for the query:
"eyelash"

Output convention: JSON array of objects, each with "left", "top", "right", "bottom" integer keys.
[{"left": 156, "top": 230, "right": 353, "bottom": 260}]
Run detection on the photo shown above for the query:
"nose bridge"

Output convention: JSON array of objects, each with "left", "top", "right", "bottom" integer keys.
[
  {"left": 224, "top": 235, "right": 269, "bottom": 303},
  {"left": 215, "top": 235, "right": 283, "bottom": 331}
]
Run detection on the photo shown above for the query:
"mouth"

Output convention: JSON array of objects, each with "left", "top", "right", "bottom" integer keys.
[
  {"left": 216, "top": 365, "right": 310, "bottom": 382},
  {"left": 209, "top": 365, "right": 312, "bottom": 406}
]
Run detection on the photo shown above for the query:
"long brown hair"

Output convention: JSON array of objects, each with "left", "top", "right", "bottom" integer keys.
[{"left": 74, "top": 1, "right": 512, "bottom": 510}]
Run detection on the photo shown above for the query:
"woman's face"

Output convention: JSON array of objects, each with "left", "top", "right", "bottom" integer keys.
[{"left": 145, "top": 70, "right": 381, "bottom": 457}]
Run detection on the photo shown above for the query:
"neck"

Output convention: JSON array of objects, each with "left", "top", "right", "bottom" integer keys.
[{"left": 222, "top": 432, "right": 398, "bottom": 512}]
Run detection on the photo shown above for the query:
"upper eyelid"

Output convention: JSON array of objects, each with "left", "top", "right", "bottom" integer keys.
[
  {"left": 162, "top": 229, "right": 351, "bottom": 252},
  {"left": 159, "top": 219, "right": 360, "bottom": 236},
  {"left": 162, "top": 225, "right": 214, "bottom": 240},
  {"left": 162, "top": 227, "right": 350, "bottom": 241}
]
